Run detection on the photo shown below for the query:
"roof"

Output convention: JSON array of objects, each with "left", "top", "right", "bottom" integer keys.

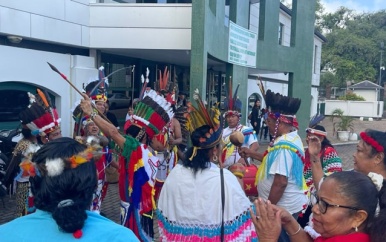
[
  {"left": 279, "top": 3, "right": 327, "bottom": 43},
  {"left": 348, "top": 80, "right": 384, "bottom": 90}
]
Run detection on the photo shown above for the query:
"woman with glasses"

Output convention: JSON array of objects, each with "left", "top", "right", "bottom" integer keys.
[{"left": 250, "top": 171, "right": 382, "bottom": 242}]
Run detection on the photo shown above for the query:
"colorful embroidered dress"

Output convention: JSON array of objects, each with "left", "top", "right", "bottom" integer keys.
[
  {"left": 303, "top": 146, "right": 342, "bottom": 189},
  {"left": 256, "top": 131, "right": 308, "bottom": 214},
  {"left": 156, "top": 163, "right": 257, "bottom": 242},
  {"left": 118, "top": 137, "right": 159, "bottom": 242}
]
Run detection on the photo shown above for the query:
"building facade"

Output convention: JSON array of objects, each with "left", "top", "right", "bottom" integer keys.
[{"left": 0, "top": 0, "right": 320, "bottom": 137}]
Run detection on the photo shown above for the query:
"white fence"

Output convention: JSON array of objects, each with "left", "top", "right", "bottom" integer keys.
[{"left": 321, "top": 100, "right": 384, "bottom": 118}]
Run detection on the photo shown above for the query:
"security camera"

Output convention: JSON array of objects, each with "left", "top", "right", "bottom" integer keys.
[{"left": 7, "top": 35, "right": 23, "bottom": 44}]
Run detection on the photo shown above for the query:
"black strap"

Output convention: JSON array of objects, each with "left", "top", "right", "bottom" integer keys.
[{"left": 220, "top": 168, "right": 225, "bottom": 242}]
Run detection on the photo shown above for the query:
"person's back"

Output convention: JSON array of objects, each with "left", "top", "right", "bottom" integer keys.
[
  {"left": 157, "top": 163, "right": 256, "bottom": 241},
  {"left": 156, "top": 123, "right": 257, "bottom": 241},
  {"left": 0, "top": 137, "right": 138, "bottom": 242}
]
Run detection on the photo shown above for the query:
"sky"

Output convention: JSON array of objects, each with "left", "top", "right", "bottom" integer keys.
[{"left": 321, "top": 0, "right": 385, "bottom": 13}]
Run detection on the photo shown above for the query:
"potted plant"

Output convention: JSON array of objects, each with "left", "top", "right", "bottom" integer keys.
[{"left": 330, "top": 108, "right": 354, "bottom": 141}]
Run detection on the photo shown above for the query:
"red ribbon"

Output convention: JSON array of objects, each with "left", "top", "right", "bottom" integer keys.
[
  {"left": 360, "top": 132, "right": 384, "bottom": 152},
  {"left": 268, "top": 112, "right": 299, "bottom": 130}
]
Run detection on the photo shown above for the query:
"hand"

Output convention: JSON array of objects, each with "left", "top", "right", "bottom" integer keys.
[
  {"left": 270, "top": 203, "right": 294, "bottom": 226},
  {"left": 80, "top": 93, "right": 93, "bottom": 116},
  {"left": 250, "top": 198, "right": 282, "bottom": 242},
  {"left": 168, "top": 136, "right": 175, "bottom": 145},
  {"left": 307, "top": 135, "right": 321, "bottom": 157},
  {"left": 238, "top": 147, "right": 251, "bottom": 159}
]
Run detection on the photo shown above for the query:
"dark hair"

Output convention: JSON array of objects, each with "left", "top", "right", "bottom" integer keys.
[
  {"left": 312, "top": 125, "right": 333, "bottom": 148},
  {"left": 21, "top": 127, "right": 33, "bottom": 139},
  {"left": 325, "top": 171, "right": 378, "bottom": 228},
  {"left": 369, "top": 180, "right": 386, "bottom": 242},
  {"left": 126, "top": 125, "right": 148, "bottom": 144},
  {"left": 182, "top": 125, "right": 215, "bottom": 175},
  {"left": 30, "top": 137, "right": 97, "bottom": 234},
  {"left": 362, "top": 129, "right": 386, "bottom": 163}
]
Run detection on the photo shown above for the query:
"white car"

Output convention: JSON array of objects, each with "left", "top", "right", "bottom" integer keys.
[{"left": 107, "top": 93, "right": 131, "bottom": 110}]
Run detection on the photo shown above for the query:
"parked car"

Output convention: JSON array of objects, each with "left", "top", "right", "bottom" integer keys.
[{"left": 107, "top": 93, "right": 131, "bottom": 110}]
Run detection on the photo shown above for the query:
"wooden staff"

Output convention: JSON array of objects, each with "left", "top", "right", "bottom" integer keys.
[{"left": 47, "top": 62, "right": 112, "bottom": 124}]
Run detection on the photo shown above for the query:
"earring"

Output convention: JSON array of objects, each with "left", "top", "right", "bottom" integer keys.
[
  {"left": 355, "top": 227, "right": 358, "bottom": 232},
  {"left": 212, "top": 155, "right": 218, "bottom": 162}
]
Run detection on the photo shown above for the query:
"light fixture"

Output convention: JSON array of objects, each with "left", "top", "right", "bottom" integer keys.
[{"left": 7, "top": 35, "right": 23, "bottom": 44}]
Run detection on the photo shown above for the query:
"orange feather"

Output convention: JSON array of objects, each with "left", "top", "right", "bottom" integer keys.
[{"left": 37, "top": 89, "right": 49, "bottom": 107}]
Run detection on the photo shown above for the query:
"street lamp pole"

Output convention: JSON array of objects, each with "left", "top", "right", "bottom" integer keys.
[
  {"left": 380, "top": 41, "right": 384, "bottom": 86},
  {"left": 378, "top": 42, "right": 384, "bottom": 102}
]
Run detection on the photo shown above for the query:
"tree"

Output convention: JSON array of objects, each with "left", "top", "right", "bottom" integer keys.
[{"left": 319, "top": 9, "right": 386, "bottom": 89}]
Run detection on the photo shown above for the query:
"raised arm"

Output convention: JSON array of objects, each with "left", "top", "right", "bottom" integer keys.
[
  {"left": 308, "top": 135, "right": 324, "bottom": 189},
  {"left": 80, "top": 94, "right": 125, "bottom": 148},
  {"left": 238, "top": 147, "right": 264, "bottom": 161}
]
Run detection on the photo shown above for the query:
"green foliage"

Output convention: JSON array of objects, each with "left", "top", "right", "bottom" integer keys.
[
  {"left": 338, "top": 93, "right": 366, "bottom": 101},
  {"left": 318, "top": 8, "right": 386, "bottom": 89},
  {"left": 330, "top": 108, "right": 354, "bottom": 133}
]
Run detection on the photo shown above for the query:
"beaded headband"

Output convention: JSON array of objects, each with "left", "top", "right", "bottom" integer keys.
[
  {"left": 268, "top": 112, "right": 299, "bottom": 130},
  {"left": 306, "top": 128, "right": 327, "bottom": 137},
  {"left": 360, "top": 132, "right": 384, "bottom": 153}
]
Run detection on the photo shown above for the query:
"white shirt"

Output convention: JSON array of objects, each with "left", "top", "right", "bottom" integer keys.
[
  {"left": 222, "top": 124, "right": 257, "bottom": 168},
  {"left": 257, "top": 131, "right": 307, "bottom": 214}
]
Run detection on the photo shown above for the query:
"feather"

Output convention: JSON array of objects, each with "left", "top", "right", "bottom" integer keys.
[
  {"left": 265, "top": 89, "right": 301, "bottom": 115},
  {"left": 44, "top": 89, "right": 54, "bottom": 108},
  {"left": 193, "top": 89, "right": 214, "bottom": 128},
  {"left": 37, "top": 89, "right": 49, "bottom": 108},
  {"left": 233, "top": 84, "right": 242, "bottom": 111},
  {"left": 45, "top": 158, "right": 65, "bottom": 177},
  {"left": 139, "top": 72, "right": 149, "bottom": 100},
  {"left": 309, "top": 114, "right": 325, "bottom": 128},
  {"left": 228, "top": 76, "right": 233, "bottom": 110},
  {"left": 258, "top": 76, "right": 266, "bottom": 96}
]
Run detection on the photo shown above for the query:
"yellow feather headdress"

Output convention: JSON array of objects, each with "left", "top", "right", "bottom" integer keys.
[{"left": 186, "top": 89, "right": 222, "bottom": 149}]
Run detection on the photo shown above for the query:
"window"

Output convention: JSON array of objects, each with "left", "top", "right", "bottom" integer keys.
[
  {"left": 314, "top": 45, "right": 318, "bottom": 74},
  {"left": 278, "top": 23, "right": 284, "bottom": 45}
]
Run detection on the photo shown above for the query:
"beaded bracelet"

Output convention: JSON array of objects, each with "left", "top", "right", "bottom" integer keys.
[
  {"left": 90, "top": 111, "right": 98, "bottom": 120},
  {"left": 286, "top": 224, "right": 301, "bottom": 236}
]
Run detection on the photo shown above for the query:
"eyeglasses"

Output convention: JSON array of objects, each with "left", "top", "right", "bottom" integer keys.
[{"left": 312, "top": 194, "right": 361, "bottom": 214}]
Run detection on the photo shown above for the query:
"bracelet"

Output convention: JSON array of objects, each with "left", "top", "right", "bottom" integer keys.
[
  {"left": 90, "top": 111, "right": 98, "bottom": 120},
  {"left": 286, "top": 224, "right": 301, "bottom": 236}
]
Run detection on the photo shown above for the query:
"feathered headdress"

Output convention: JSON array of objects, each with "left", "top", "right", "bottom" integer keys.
[
  {"left": 154, "top": 66, "right": 177, "bottom": 105},
  {"left": 124, "top": 89, "right": 174, "bottom": 140},
  {"left": 186, "top": 89, "right": 222, "bottom": 151},
  {"left": 83, "top": 66, "right": 108, "bottom": 103},
  {"left": 265, "top": 89, "right": 301, "bottom": 145},
  {"left": 223, "top": 78, "right": 242, "bottom": 117},
  {"left": 306, "top": 114, "right": 326, "bottom": 137},
  {"left": 19, "top": 89, "right": 61, "bottom": 136}
]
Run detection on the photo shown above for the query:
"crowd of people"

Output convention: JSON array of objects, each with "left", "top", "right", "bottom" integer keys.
[{"left": 1, "top": 70, "right": 386, "bottom": 242}]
